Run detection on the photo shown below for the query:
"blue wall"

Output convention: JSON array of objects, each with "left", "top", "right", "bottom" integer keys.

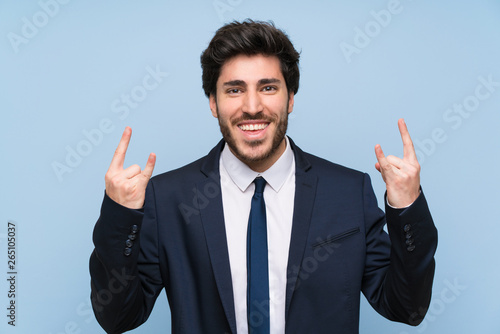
[{"left": 2, "top": 1, "right": 499, "bottom": 333}]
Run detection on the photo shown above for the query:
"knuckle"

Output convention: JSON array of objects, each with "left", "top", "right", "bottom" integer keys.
[
  {"left": 110, "top": 177, "right": 122, "bottom": 188},
  {"left": 408, "top": 164, "right": 420, "bottom": 175},
  {"left": 124, "top": 183, "right": 134, "bottom": 192}
]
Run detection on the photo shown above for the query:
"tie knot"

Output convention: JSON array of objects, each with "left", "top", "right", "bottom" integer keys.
[{"left": 253, "top": 177, "right": 266, "bottom": 194}]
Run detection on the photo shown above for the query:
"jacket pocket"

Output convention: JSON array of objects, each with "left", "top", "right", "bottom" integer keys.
[{"left": 312, "top": 227, "right": 360, "bottom": 248}]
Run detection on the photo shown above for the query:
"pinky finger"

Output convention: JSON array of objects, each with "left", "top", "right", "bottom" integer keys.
[{"left": 142, "top": 153, "right": 156, "bottom": 179}]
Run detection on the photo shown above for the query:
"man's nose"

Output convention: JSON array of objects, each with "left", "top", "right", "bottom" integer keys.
[{"left": 242, "top": 90, "right": 263, "bottom": 115}]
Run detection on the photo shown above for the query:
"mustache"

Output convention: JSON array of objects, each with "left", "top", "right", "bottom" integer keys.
[{"left": 231, "top": 112, "right": 276, "bottom": 126}]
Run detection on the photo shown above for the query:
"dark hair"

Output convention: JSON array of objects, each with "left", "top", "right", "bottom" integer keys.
[{"left": 200, "top": 19, "right": 300, "bottom": 98}]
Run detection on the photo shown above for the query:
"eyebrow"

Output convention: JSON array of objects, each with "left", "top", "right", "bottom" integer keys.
[
  {"left": 258, "top": 78, "right": 281, "bottom": 85},
  {"left": 222, "top": 80, "right": 246, "bottom": 87},
  {"left": 222, "top": 78, "right": 282, "bottom": 87}
]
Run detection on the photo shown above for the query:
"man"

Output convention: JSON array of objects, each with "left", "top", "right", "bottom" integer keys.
[{"left": 90, "top": 20, "right": 437, "bottom": 334}]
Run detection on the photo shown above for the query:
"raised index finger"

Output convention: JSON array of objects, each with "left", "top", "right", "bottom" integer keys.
[
  {"left": 398, "top": 119, "right": 417, "bottom": 163},
  {"left": 110, "top": 127, "right": 132, "bottom": 170}
]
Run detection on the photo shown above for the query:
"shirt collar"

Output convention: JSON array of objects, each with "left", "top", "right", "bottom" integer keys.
[{"left": 221, "top": 136, "right": 295, "bottom": 193}]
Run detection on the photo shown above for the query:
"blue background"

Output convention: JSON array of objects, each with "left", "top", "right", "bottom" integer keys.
[{"left": 1, "top": 0, "right": 499, "bottom": 333}]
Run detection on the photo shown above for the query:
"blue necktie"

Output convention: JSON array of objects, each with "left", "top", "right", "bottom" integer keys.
[{"left": 247, "top": 177, "right": 270, "bottom": 334}]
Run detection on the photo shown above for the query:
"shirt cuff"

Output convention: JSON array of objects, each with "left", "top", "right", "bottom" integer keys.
[{"left": 386, "top": 190, "right": 422, "bottom": 209}]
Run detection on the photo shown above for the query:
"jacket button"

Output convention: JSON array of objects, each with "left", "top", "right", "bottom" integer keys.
[
  {"left": 131, "top": 225, "right": 139, "bottom": 233},
  {"left": 406, "top": 232, "right": 412, "bottom": 239},
  {"left": 406, "top": 238, "right": 414, "bottom": 246},
  {"left": 126, "top": 239, "right": 133, "bottom": 248},
  {"left": 128, "top": 234, "right": 136, "bottom": 241},
  {"left": 407, "top": 245, "right": 416, "bottom": 252},
  {"left": 124, "top": 248, "right": 132, "bottom": 256},
  {"left": 404, "top": 224, "right": 411, "bottom": 232}
]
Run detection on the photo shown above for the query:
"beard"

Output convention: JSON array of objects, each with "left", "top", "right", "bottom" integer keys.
[{"left": 216, "top": 104, "right": 289, "bottom": 166}]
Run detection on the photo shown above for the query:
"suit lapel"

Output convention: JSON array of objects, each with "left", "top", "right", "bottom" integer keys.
[
  {"left": 285, "top": 138, "right": 318, "bottom": 317},
  {"left": 198, "top": 141, "right": 237, "bottom": 334}
]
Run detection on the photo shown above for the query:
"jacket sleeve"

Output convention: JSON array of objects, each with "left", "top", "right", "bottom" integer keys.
[
  {"left": 361, "top": 173, "right": 438, "bottom": 326},
  {"left": 89, "top": 181, "right": 164, "bottom": 334}
]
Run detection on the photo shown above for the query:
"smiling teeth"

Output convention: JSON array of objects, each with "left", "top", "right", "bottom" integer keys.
[{"left": 239, "top": 123, "right": 268, "bottom": 131}]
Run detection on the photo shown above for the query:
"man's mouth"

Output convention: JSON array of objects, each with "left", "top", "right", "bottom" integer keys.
[{"left": 238, "top": 123, "right": 269, "bottom": 131}]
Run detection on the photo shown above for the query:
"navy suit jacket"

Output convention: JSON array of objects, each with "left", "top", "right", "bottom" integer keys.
[{"left": 90, "top": 137, "right": 437, "bottom": 334}]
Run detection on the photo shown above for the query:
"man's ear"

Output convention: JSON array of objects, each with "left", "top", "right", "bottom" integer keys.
[
  {"left": 209, "top": 94, "right": 218, "bottom": 118},
  {"left": 287, "top": 92, "right": 295, "bottom": 114}
]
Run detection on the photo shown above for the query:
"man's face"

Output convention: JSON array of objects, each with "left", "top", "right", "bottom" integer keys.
[{"left": 210, "top": 54, "right": 294, "bottom": 172}]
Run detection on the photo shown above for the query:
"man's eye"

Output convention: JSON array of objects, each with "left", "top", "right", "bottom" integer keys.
[
  {"left": 227, "top": 88, "right": 241, "bottom": 94},
  {"left": 262, "top": 86, "right": 277, "bottom": 92}
]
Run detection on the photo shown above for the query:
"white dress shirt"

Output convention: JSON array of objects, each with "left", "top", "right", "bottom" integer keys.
[{"left": 219, "top": 136, "right": 295, "bottom": 334}]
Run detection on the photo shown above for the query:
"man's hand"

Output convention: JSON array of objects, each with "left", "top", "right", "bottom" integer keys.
[
  {"left": 375, "top": 119, "right": 420, "bottom": 208},
  {"left": 105, "top": 127, "right": 156, "bottom": 209}
]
